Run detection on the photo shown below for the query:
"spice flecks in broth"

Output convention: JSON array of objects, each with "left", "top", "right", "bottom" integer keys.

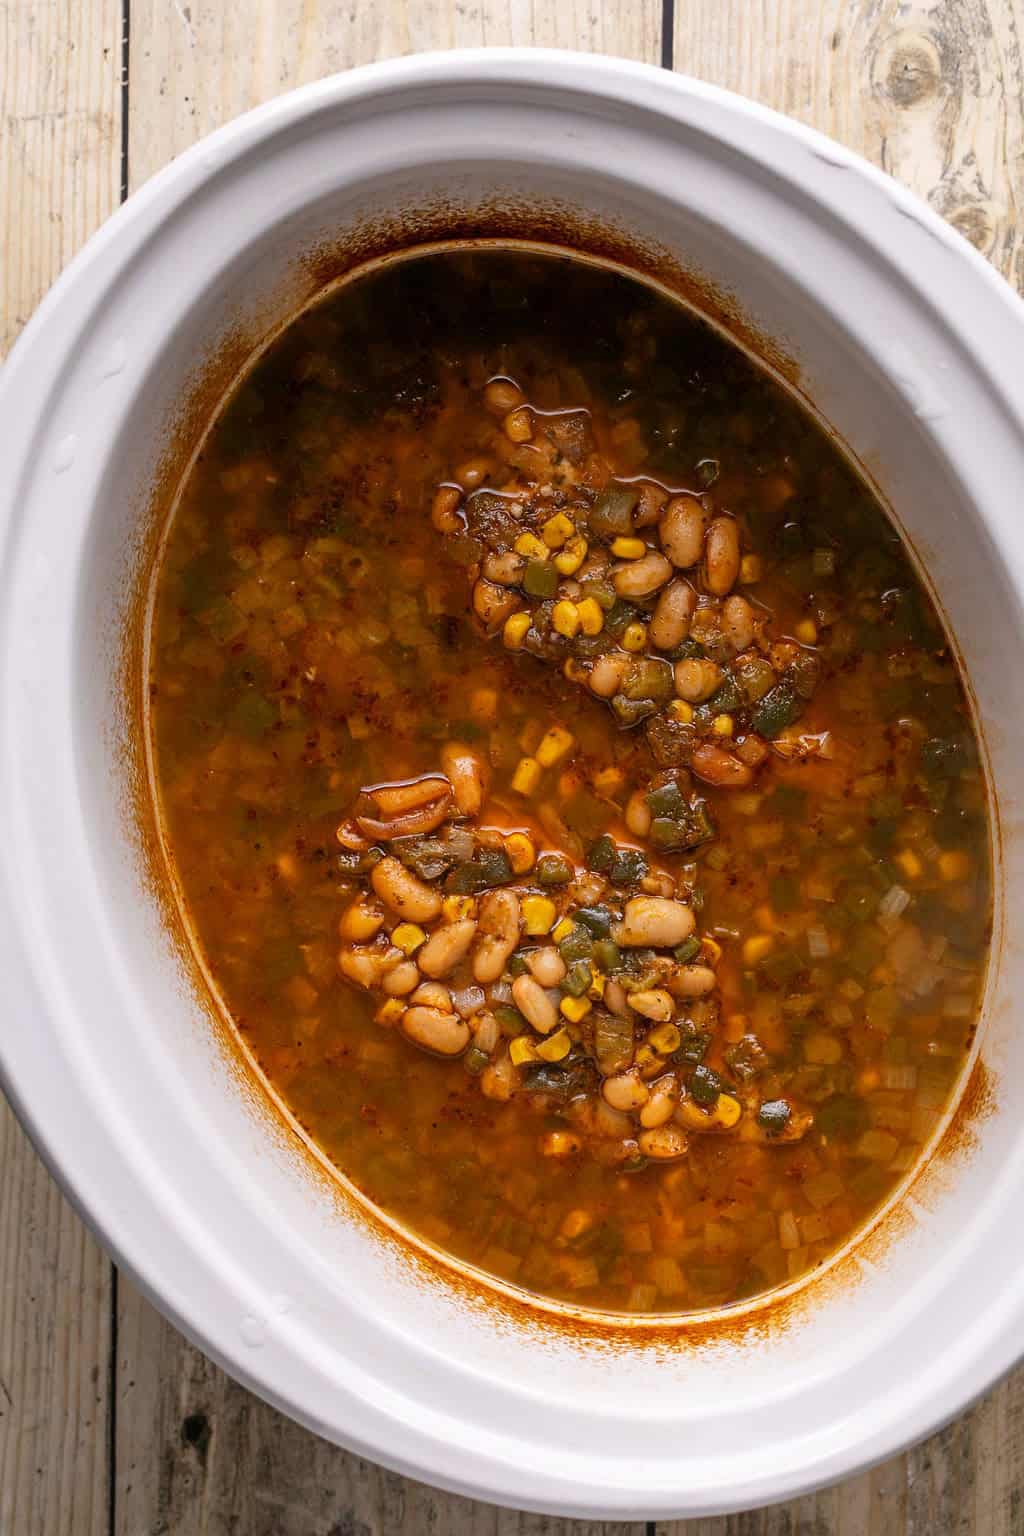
[{"left": 148, "top": 250, "right": 990, "bottom": 1315}]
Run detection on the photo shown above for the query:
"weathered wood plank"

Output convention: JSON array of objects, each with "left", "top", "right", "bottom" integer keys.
[
  {"left": 126, "top": 0, "right": 661, "bottom": 191},
  {"left": 0, "top": 2, "right": 121, "bottom": 1533},
  {"left": 0, "top": 0, "right": 123, "bottom": 354},
  {"left": 663, "top": 2, "right": 1024, "bottom": 1533}
]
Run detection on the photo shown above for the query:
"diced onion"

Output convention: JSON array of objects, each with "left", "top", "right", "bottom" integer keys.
[
  {"left": 878, "top": 883, "right": 911, "bottom": 921},
  {"left": 807, "top": 924, "right": 830, "bottom": 959}
]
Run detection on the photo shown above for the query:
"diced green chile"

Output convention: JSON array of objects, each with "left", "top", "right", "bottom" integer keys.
[
  {"left": 559, "top": 925, "right": 595, "bottom": 963},
  {"left": 690, "top": 1064, "right": 723, "bottom": 1105},
  {"left": 750, "top": 682, "right": 802, "bottom": 738},
  {"left": 594, "top": 938, "right": 622, "bottom": 972},
  {"left": 590, "top": 485, "right": 640, "bottom": 539},
  {"left": 536, "top": 852, "right": 573, "bottom": 885},
  {"left": 561, "top": 961, "right": 593, "bottom": 997},
  {"left": 575, "top": 906, "right": 612, "bottom": 938},
  {"left": 523, "top": 559, "right": 558, "bottom": 598},
  {"left": 445, "top": 845, "right": 514, "bottom": 893},
  {"left": 757, "top": 1098, "right": 792, "bottom": 1135}
]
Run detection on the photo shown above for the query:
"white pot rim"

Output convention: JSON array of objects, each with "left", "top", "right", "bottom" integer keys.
[{"left": 2, "top": 49, "right": 1024, "bottom": 1519}]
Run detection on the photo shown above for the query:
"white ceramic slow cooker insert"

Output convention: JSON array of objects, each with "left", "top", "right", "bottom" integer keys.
[{"left": 2, "top": 51, "right": 1023, "bottom": 1519}]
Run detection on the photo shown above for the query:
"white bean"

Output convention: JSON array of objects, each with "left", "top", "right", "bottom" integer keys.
[
  {"left": 588, "top": 653, "right": 630, "bottom": 698},
  {"left": 604, "top": 978, "right": 631, "bottom": 1018},
  {"left": 722, "top": 594, "right": 755, "bottom": 652},
  {"left": 705, "top": 516, "right": 740, "bottom": 596},
  {"left": 625, "top": 790, "right": 653, "bottom": 839},
  {"left": 339, "top": 946, "right": 401, "bottom": 989},
  {"left": 649, "top": 579, "right": 696, "bottom": 651},
  {"left": 659, "top": 495, "right": 706, "bottom": 568},
  {"left": 512, "top": 974, "right": 560, "bottom": 1034},
  {"left": 527, "top": 947, "right": 567, "bottom": 987},
  {"left": 674, "top": 657, "right": 723, "bottom": 702},
  {"left": 440, "top": 741, "right": 488, "bottom": 817},
  {"left": 410, "top": 980, "right": 453, "bottom": 1010},
  {"left": 626, "top": 988, "right": 675, "bottom": 1022},
  {"left": 382, "top": 960, "right": 421, "bottom": 996},
  {"left": 602, "top": 1071, "right": 650, "bottom": 1111},
  {"left": 614, "top": 896, "right": 695, "bottom": 948},
  {"left": 482, "top": 550, "right": 525, "bottom": 587},
  {"left": 668, "top": 963, "right": 717, "bottom": 998},
  {"left": 371, "top": 856, "right": 442, "bottom": 923},
  {"left": 472, "top": 889, "right": 521, "bottom": 983},
  {"left": 417, "top": 918, "right": 478, "bottom": 978},
  {"left": 473, "top": 578, "right": 520, "bottom": 631},
  {"left": 402, "top": 1006, "right": 470, "bottom": 1056},
  {"left": 640, "top": 1077, "right": 679, "bottom": 1129},
  {"left": 612, "top": 551, "right": 673, "bottom": 598}
]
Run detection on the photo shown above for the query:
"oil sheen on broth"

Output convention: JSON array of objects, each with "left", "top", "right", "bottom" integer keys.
[{"left": 148, "top": 250, "right": 991, "bottom": 1316}]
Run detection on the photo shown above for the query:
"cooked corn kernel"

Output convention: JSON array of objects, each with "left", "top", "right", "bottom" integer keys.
[
  {"left": 939, "top": 849, "right": 971, "bottom": 882},
  {"left": 511, "top": 755, "right": 542, "bottom": 796},
  {"left": 552, "top": 917, "right": 575, "bottom": 943},
  {"left": 611, "top": 536, "right": 646, "bottom": 559},
  {"left": 542, "top": 512, "right": 575, "bottom": 548},
  {"left": 509, "top": 1036, "right": 538, "bottom": 1066},
  {"left": 536, "top": 725, "right": 576, "bottom": 768},
  {"left": 648, "top": 1022, "right": 681, "bottom": 1055},
  {"left": 712, "top": 713, "right": 734, "bottom": 737},
  {"left": 795, "top": 619, "right": 818, "bottom": 645},
  {"left": 553, "top": 536, "right": 587, "bottom": 578},
  {"left": 552, "top": 600, "right": 581, "bottom": 639},
  {"left": 577, "top": 596, "right": 605, "bottom": 636},
  {"left": 560, "top": 994, "right": 592, "bottom": 1023},
  {"left": 514, "top": 532, "right": 548, "bottom": 561},
  {"left": 622, "top": 622, "right": 648, "bottom": 652},
  {"left": 375, "top": 998, "right": 406, "bottom": 1027},
  {"left": 743, "top": 933, "right": 774, "bottom": 966},
  {"left": 504, "top": 833, "right": 536, "bottom": 874},
  {"left": 392, "top": 923, "right": 426, "bottom": 955},
  {"left": 588, "top": 970, "right": 607, "bottom": 1000},
  {"left": 442, "top": 895, "right": 476, "bottom": 922},
  {"left": 537, "top": 1027, "right": 572, "bottom": 1062},
  {"left": 667, "top": 700, "right": 694, "bottom": 723},
  {"left": 522, "top": 894, "right": 557, "bottom": 935},
  {"left": 740, "top": 554, "right": 763, "bottom": 584},
  {"left": 895, "top": 848, "right": 923, "bottom": 882},
  {"left": 711, "top": 1093, "right": 742, "bottom": 1129},
  {"left": 701, "top": 936, "right": 723, "bottom": 967},
  {"left": 563, "top": 657, "right": 589, "bottom": 685},
  {"left": 503, "top": 612, "right": 530, "bottom": 649}
]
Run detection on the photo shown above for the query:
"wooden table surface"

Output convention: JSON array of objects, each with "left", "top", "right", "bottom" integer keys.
[{"left": 4, "top": 1, "right": 1024, "bottom": 1531}]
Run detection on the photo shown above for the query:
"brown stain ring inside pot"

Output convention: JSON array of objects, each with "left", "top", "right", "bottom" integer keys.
[{"left": 122, "top": 197, "right": 1002, "bottom": 1355}]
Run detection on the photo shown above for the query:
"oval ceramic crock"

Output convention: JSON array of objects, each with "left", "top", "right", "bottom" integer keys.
[{"left": 2, "top": 50, "right": 1024, "bottom": 1519}]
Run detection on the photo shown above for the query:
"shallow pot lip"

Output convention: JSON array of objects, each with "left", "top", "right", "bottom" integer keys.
[{"left": 3, "top": 48, "right": 1024, "bottom": 1520}]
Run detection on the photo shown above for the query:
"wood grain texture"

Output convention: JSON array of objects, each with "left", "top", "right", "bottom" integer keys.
[
  {"left": 0, "top": 1109, "right": 112, "bottom": 1536},
  {"left": 0, "top": 0, "right": 122, "bottom": 354},
  {"left": 0, "top": 3, "right": 120, "bottom": 1534},
  {"left": 126, "top": 0, "right": 661, "bottom": 190}
]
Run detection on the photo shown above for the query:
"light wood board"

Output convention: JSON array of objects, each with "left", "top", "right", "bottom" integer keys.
[{"left": 3, "top": 0, "right": 1024, "bottom": 1530}]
